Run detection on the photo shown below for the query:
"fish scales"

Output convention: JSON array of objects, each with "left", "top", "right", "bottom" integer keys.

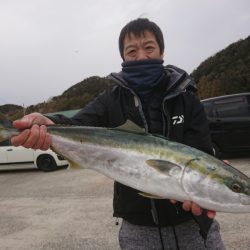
[{"left": 49, "top": 128, "right": 188, "bottom": 202}]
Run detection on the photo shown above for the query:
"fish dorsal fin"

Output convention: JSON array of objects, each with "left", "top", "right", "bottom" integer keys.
[
  {"left": 114, "top": 120, "right": 146, "bottom": 134},
  {"left": 138, "top": 192, "right": 165, "bottom": 199},
  {"left": 146, "top": 159, "right": 182, "bottom": 176}
]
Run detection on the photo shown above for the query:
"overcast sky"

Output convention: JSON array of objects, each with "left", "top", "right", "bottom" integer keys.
[{"left": 0, "top": 0, "right": 249, "bottom": 107}]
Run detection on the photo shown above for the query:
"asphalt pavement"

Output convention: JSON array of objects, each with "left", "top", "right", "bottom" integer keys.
[{"left": 0, "top": 158, "right": 249, "bottom": 249}]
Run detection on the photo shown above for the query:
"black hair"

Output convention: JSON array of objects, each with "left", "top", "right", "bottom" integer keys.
[{"left": 119, "top": 18, "right": 165, "bottom": 60}]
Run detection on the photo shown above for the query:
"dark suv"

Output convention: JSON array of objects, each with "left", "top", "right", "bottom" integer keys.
[{"left": 201, "top": 93, "right": 250, "bottom": 157}]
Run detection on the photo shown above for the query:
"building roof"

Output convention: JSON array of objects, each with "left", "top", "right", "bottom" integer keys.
[{"left": 45, "top": 109, "right": 81, "bottom": 118}]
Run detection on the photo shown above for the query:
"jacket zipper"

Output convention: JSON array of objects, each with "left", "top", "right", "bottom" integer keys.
[
  {"left": 162, "top": 97, "right": 171, "bottom": 138},
  {"left": 109, "top": 75, "right": 149, "bottom": 132}
]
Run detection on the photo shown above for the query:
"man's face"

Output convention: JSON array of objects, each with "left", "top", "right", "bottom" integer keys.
[{"left": 123, "top": 31, "right": 164, "bottom": 61}]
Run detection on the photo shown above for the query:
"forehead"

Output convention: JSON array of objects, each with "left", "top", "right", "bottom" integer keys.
[{"left": 124, "top": 30, "right": 157, "bottom": 46}]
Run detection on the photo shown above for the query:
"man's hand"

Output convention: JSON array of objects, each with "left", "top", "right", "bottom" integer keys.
[
  {"left": 170, "top": 200, "right": 216, "bottom": 219},
  {"left": 11, "top": 112, "right": 54, "bottom": 150}
]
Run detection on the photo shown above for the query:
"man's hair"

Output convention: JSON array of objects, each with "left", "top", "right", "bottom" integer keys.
[{"left": 119, "top": 18, "right": 165, "bottom": 60}]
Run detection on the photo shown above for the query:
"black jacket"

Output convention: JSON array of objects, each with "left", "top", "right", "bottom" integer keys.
[{"left": 48, "top": 65, "right": 213, "bottom": 237}]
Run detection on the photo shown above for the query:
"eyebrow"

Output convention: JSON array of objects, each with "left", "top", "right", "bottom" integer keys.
[{"left": 143, "top": 40, "right": 156, "bottom": 46}]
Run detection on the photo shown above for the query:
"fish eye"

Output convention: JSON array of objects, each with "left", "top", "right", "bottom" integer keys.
[{"left": 231, "top": 183, "right": 242, "bottom": 193}]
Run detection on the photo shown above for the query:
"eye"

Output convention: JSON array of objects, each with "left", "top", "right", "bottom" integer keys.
[
  {"left": 145, "top": 46, "right": 154, "bottom": 52},
  {"left": 231, "top": 183, "right": 242, "bottom": 193},
  {"left": 127, "top": 49, "right": 136, "bottom": 56}
]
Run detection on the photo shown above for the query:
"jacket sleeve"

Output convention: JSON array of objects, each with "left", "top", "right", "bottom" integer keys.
[
  {"left": 183, "top": 92, "right": 213, "bottom": 155},
  {"left": 47, "top": 89, "right": 112, "bottom": 127}
]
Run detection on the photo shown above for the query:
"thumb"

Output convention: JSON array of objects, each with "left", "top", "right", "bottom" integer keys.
[{"left": 12, "top": 116, "right": 33, "bottom": 129}]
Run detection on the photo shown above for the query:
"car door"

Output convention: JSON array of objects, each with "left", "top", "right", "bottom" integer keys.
[
  {"left": 6, "top": 146, "right": 34, "bottom": 164},
  {"left": 212, "top": 95, "right": 250, "bottom": 153}
]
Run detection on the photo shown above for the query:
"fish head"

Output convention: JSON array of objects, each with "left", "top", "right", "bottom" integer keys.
[
  {"left": 224, "top": 169, "right": 250, "bottom": 206},
  {"left": 182, "top": 157, "right": 250, "bottom": 213}
]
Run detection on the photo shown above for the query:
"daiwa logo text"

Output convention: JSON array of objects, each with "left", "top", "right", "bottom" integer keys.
[{"left": 172, "top": 115, "right": 184, "bottom": 125}]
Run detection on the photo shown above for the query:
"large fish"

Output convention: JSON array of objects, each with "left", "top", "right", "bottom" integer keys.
[{"left": 0, "top": 115, "right": 250, "bottom": 213}]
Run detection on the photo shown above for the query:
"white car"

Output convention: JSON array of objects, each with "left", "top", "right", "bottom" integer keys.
[{"left": 0, "top": 140, "right": 69, "bottom": 171}]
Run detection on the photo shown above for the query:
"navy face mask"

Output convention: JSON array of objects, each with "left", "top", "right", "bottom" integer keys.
[{"left": 121, "top": 59, "right": 165, "bottom": 98}]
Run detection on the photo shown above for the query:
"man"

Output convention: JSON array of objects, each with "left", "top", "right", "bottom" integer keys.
[{"left": 12, "top": 18, "right": 225, "bottom": 249}]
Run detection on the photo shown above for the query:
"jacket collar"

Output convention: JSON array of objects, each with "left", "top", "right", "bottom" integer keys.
[{"left": 110, "top": 64, "right": 197, "bottom": 99}]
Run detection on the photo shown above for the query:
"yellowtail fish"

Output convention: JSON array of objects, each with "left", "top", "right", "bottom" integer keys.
[{"left": 0, "top": 114, "right": 250, "bottom": 213}]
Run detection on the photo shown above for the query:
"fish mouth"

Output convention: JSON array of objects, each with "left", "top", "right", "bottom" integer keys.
[{"left": 239, "top": 193, "right": 250, "bottom": 205}]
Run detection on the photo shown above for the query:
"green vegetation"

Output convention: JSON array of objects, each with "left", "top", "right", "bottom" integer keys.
[{"left": 191, "top": 36, "right": 250, "bottom": 99}]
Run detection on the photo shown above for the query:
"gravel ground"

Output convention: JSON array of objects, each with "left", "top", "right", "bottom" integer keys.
[
  {"left": 216, "top": 158, "right": 250, "bottom": 250},
  {"left": 0, "top": 158, "right": 249, "bottom": 249}
]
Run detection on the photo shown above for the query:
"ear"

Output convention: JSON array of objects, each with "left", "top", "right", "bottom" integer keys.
[{"left": 160, "top": 51, "right": 164, "bottom": 60}]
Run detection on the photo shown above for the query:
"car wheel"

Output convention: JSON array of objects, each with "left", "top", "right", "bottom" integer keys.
[
  {"left": 36, "top": 154, "right": 58, "bottom": 172},
  {"left": 212, "top": 143, "right": 222, "bottom": 159}
]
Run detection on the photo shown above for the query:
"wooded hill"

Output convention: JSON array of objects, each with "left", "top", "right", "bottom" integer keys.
[
  {"left": 191, "top": 35, "right": 250, "bottom": 99},
  {"left": 4, "top": 76, "right": 115, "bottom": 120},
  {"left": 1, "top": 35, "right": 249, "bottom": 119},
  {"left": 0, "top": 104, "right": 24, "bottom": 119},
  {"left": 26, "top": 76, "right": 115, "bottom": 114}
]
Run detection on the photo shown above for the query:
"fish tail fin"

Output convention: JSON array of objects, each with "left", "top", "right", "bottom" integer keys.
[{"left": 0, "top": 112, "right": 15, "bottom": 143}]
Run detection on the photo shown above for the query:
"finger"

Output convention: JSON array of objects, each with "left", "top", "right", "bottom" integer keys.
[
  {"left": 12, "top": 119, "right": 31, "bottom": 130},
  {"left": 12, "top": 113, "right": 51, "bottom": 130},
  {"left": 33, "top": 125, "right": 47, "bottom": 150},
  {"left": 191, "top": 203, "right": 202, "bottom": 216},
  {"left": 30, "top": 113, "right": 54, "bottom": 126},
  {"left": 41, "top": 132, "right": 52, "bottom": 151},
  {"left": 22, "top": 124, "right": 40, "bottom": 148},
  {"left": 12, "top": 115, "right": 36, "bottom": 129},
  {"left": 182, "top": 200, "right": 192, "bottom": 211},
  {"left": 11, "top": 129, "right": 31, "bottom": 147},
  {"left": 207, "top": 210, "right": 216, "bottom": 219}
]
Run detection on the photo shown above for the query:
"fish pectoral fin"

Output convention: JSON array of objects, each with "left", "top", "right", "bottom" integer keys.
[
  {"left": 68, "top": 160, "right": 81, "bottom": 169},
  {"left": 50, "top": 146, "right": 81, "bottom": 169},
  {"left": 138, "top": 192, "right": 165, "bottom": 199},
  {"left": 146, "top": 159, "right": 182, "bottom": 176}
]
